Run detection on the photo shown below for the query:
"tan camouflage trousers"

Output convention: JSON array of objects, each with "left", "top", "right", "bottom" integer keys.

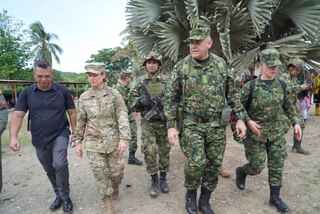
[
  {"left": 141, "top": 120, "right": 171, "bottom": 175},
  {"left": 86, "top": 150, "right": 124, "bottom": 199}
]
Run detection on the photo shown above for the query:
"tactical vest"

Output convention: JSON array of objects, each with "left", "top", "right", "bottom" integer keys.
[{"left": 140, "top": 74, "right": 167, "bottom": 98}]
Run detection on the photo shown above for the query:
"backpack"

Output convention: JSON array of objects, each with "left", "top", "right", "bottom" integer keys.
[{"left": 25, "top": 83, "right": 69, "bottom": 131}]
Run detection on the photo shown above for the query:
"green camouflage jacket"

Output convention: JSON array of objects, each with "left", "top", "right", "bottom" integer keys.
[
  {"left": 241, "top": 77, "right": 301, "bottom": 142},
  {"left": 129, "top": 72, "right": 168, "bottom": 119},
  {"left": 73, "top": 85, "right": 130, "bottom": 153},
  {"left": 164, "top": 53, "right": 246, "bottom": 129}
]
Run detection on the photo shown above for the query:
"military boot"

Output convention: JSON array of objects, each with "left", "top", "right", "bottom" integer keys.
[
  {"left": 198, "top": 187, "right": 215, "bottom": 214},
  {"left": 185, "top": 189, "right": 197, "bottom": 214},
  {"left": 159, "top": 172, "right": 170, "bottom": 193},
  {"left": 235, "top": 167, "right": 247, "bottom": 190},
  {"left": 269, "top": 186, "right": 290, "bottom": 213},
  {"left": 128, "top": 151, "right": 143, "bottom": 165},
  {"left": 150, "top": 173, "right": 159, "bottom": 198},
  {"left": 103, "top": 196, "right": 115, "bottom": 214},
  {"left": 292, "top": 140, "right": 310, "bottom": 155},
  {"left": 219, "top": 167, "right": 231, "bottom": 178}
]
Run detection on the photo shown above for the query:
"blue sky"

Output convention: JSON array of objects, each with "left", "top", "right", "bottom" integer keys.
[{"left": 1, "top": 0, "right": 128, "bottom": 73}]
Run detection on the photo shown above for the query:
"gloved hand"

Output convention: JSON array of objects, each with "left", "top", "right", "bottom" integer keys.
[{"left": 138, "top": 97, "right": 151, "bottom": 108}]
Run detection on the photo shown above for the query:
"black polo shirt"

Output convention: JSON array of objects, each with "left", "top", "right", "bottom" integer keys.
[{"left": 15, "top": 82, "right": 75, "bottom": 149}]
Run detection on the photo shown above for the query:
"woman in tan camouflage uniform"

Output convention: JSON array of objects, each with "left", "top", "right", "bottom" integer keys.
[{"left": 72, "top": 63, "right": 130, "bottom": 214}]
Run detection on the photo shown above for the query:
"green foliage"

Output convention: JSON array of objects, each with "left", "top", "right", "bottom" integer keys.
[
  {"left": 125, "top": 0, "right": 320, "bottom": 72},
  {"left": 86, "top": 47, "right": 133, "bottom": 86},
  {"left": 0, "top": 9, "right": 30, "bottom": 80},
  {"left": 28, "top": 21, "right": 63, "bottom": 65}
]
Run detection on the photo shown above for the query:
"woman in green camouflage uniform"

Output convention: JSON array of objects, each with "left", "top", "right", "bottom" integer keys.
[
  {"left": 72, "top": 63, "right": 130, "bottom": 214},
  {"left": 235, "top": 49, "right": 302, "bottom": 213}
]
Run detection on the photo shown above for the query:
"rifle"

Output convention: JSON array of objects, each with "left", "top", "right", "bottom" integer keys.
[{"left": 140, "top": 81, "right": 166, "bottom": 121}]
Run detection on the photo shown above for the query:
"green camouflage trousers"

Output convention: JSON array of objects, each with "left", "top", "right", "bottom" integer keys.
[
  {"left": 129, "top": 113, "right": 138, "bottom": 153},
  {"left": 180, "top": 124, "right": 226, "bottom": 191},
  {"left": 141, "top": 120, "right": 171, "bottom": 175},
  {"left": 242, "top": 136, "right": 287, "bottom": 186},
  {"left": 86, "top": 150, "right": 124, "bottom": 199}
]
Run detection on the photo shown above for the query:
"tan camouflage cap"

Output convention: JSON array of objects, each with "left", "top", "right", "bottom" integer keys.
[
  {"left": 187, "top": 28, "right": 211, "bottom": 41},
  {"left": 288, "top": 58, "right": 305, "bottom": 71},
  {"left": 260, "top": 48, "right": 282, "bottom": 67},
  {"left": 143, "top": 51, "right": 162, "bottom": 66},
  {"left": 85, "top": 63, "right": 105, "bottom": 74}
]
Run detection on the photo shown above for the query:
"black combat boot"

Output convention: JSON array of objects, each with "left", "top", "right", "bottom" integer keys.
[
  {"left": 150, "top": 173, "right": 159, "bottom": 198},
  {"left": 292, "top": 140, "right": 310, "bottom": 155},
  {"left": 198, "top": 187, "right": 215, "bottom": 214},
  {"left": 269, "top": 186, "right": 290, "bottom": 213},
  {"left": 185, "top": 189, "right": 197, "bottom": 214},
  {"left": 128, "top": 151, "right": 143, "bottom": 165},
  {"left": 159, "top": 172, "right": 170, "bottom": 193},
  {"left": 235, "top": 167, "right": 247, "bottom": 190}
]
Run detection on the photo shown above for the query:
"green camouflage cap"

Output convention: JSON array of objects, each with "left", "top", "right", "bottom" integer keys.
[
  {"left": 85, "top": 63, "right": 106, "bottom": 74},
  {"left": 288, "top": 58, "right": 304, "bottom": 71},
  {"left": 143, "top": 51, "right": 162, "bottom": 66},
  {"left": 260, "top": 48, "right": 282, "bottom": 67},
  {"left": 187, "top": 28, "right": 211, "bottom": 41}
]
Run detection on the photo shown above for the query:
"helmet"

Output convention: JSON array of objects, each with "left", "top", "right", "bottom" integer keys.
[
  {"left": 120, "top": 69, "right": 132, "bottom": 77},
  {"left": 288, "top": 58, "right": 305, "bottom": 71},
  {"left": 142, "top": 51, "right": 162, "bottom": 66}
]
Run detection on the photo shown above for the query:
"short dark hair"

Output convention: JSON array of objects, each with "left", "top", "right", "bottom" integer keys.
[{"left": 34, "top": 59, "right": 51, "bottom": 69}]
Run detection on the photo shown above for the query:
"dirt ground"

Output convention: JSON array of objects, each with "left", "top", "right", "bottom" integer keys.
[{"left": 0, "top": 106, "right": 320, "bottom": 214}]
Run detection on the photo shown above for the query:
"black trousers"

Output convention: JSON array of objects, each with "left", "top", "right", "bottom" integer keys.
[{"left": 36, "top": 135, "right": 70, "bottom": 200}]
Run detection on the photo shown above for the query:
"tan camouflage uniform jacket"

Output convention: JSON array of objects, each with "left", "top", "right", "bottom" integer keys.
[{"left": 73, "top": 85, "right": 130, "bottom": 154}]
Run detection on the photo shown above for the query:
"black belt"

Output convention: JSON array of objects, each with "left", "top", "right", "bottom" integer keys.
[{"left": 185, "top": 114, "right": 220, "bottom": 123}]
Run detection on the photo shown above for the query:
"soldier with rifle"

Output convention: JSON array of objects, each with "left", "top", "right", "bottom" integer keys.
[{"left": 129, "top": 50, "right": 171, "bottom": 198}]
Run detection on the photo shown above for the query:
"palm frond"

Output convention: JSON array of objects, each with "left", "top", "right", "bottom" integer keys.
[
  {"left": 154, "top": 13, "right": 189, "bottom": 62},
  {"left": 126, "top": 0, "right": 165, "bottom": 33},
  {"left": 246, "top": 0, "right": 277, "bottom": 37},
  {"left": 277, "top": 0, "right": 320, "bottom": 43},
  {"left": 214, "top": 5, "right": 232, "bottom": 63},
  {"left": 184, "top": 0, "right": 199, "bottom": 29}
]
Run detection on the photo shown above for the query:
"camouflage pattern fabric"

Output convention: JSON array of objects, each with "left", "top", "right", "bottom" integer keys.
[
  {"left": 164, "top": 53, "right": 246, "bottom": 191},
  {"left": 72, "top": 85, "right": 130, "bottom": 198},
  {"left": 72, "top": 85, "right": 131, "bottom": 153},
  {"left": 187, "top": 28, "right": 211, "bottom": 41},
  {"left": 129, "top": 73, "right": 171, "bottom": 175},
  {"left": 260, "top": 49, "right": 282, "bottom": 67},
  {"left": 86, "top": 150, "right": 124, "bottom": 199},
  {"left": 0, "top": 93, "right": 8, "bottom": 192},
  {"left": 141, "top": 121, "right": 170, "bottom": 174},
  {"left": 240, "top": 77, "right": 301, "bottom": 186},
  {"left": 114, "top": 81, "right": 138, "bottom": 153},
  {"left": 281, "top": 72, "right": 306, "bottom": 145}
]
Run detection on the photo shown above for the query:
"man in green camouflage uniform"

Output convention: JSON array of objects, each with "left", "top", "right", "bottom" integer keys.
[
  {"left": 129, "top": 51, "right": 171, "bottom": 198},
  {"left": 281, "top": 58, "right": 310, "bottom": 155},
  {"left": 0, "top": 91, "right": 8, "bottom": 192},
  {"left": 114, "top": 70, "right": 143, "bottom": 165},
  {"left": 235, "top": 49, "right": 302, "bottom": 213},
  {"left": 72, "top": 63, "right": 130, "bottom": 214},
  {"left": 164, "top": 28, "right": 247, "bottom": 214}
]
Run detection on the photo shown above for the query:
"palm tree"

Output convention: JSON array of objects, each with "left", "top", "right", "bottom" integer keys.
[
  {"left": 125, "top": 0, "right": 320, "bottom": 73},
  {"left": 28, "top": 21, "right": 63, "bottom": 65}
]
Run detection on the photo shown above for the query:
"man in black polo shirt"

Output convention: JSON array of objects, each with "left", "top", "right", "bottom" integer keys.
[{"left": 9, "top": 59, "right": 76, "bottom": 213}]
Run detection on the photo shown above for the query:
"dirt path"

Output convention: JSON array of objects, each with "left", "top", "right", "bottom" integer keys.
[{"left": 1, "top": 108, "right": 320, "bottom": 214}]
